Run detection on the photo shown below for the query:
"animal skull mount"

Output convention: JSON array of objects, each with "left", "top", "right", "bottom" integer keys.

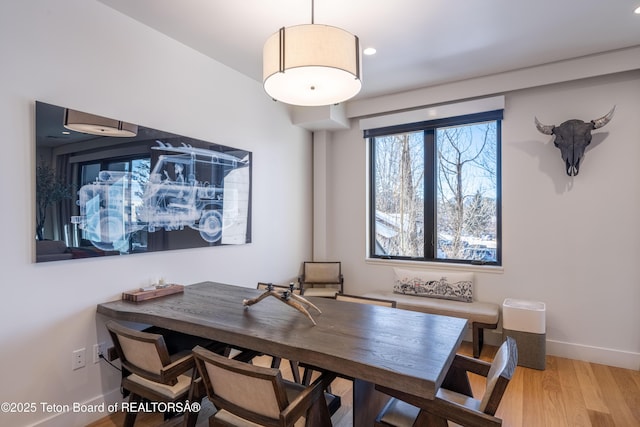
[{"left": 535, "top": 106, "right": 615, "bottom": 176}]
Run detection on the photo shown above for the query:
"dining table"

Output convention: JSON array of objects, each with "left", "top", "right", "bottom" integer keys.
[{"left": 97, "top": 281, "right": 468, "bottom": 426}]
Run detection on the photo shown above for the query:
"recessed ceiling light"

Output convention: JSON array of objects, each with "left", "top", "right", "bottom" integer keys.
[
  {"left": 363, "top": 47, "right": 377, "bottom": 56},
  {"left": 635, "top": 6, "right": 640, "bottom": 14}
]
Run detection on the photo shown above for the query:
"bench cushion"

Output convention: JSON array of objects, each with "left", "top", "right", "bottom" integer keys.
[{"left": 363, "top": 291, "right": 499, "bottom": 325}]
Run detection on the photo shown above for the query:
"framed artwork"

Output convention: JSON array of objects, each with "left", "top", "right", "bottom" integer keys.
[{"left": 35, "top": 101, "right": 252, "bottom": 262}]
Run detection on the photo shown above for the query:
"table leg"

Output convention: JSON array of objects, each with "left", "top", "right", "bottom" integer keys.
[{"left": 352, "top": 379, "right": 390, "bottom": 427}]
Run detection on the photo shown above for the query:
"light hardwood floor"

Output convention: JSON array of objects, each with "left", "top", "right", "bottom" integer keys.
[{"left": 87, "top": 342, "right": 640, "bottom": 427}]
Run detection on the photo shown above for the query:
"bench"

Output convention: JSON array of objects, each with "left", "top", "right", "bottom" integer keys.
[{"left": 362, "top": 291, "right": 500, "bottom": 358}]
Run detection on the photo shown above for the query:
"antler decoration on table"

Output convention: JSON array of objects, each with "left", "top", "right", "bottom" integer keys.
[{"left": 243, "top": 283, "right": 322, "bottom": 325}]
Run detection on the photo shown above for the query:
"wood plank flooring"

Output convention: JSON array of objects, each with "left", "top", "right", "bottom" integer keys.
[{"left": 87, "top": 342, "right": 640, "bottom": 427}]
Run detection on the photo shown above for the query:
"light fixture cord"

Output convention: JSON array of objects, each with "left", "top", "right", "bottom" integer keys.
[{"left": 311, "top": 0, "right": 314, "bottom": 24}]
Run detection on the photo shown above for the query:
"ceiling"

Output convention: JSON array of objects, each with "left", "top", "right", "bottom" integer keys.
[{"left": 101, "top": 1, "right": 640, "bottom": 102}]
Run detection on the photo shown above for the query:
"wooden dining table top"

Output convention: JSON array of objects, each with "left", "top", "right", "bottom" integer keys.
[{"left": 97, "top": 281, "right": 468, "bottom": 400}]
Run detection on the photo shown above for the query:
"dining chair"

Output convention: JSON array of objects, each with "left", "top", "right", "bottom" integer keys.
[
  {"left": 298, "top": 261, "right": 344, "bottom": 297},
  {"left": 192, "top": 345, "right": 341, "bottom": 427},
  {"left": 335, "top": 293, "right": 397, "bottom": 308},
  {"left": 105, "top": 320, "right": 207, "bottom": 427},
  {"left": 374, "top": 336, "right": 517, "bottom": 427}
]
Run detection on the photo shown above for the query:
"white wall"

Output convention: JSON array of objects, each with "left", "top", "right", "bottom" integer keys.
[
  {"left": 0, "top": 1, "right": 311, "bottom": 426},
  {"left": 324, "top": 69, "right": 640, "bottom": 370}
]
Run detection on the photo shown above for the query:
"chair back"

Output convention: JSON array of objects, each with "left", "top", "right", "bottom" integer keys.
[
  {"left": 303, "top": 262, "right": 342, "bottom": 283},
  {"left": 106, "top": 320, "right": 173, "bottom": 382},
  {"left": 335, "top": 293, "right": 396, "bottom": 308},
  {"left": 299, "top": 262, "right": 344, "bottom": 297},
  {"left": 193, "top": 345, "right": 290, "bottom": 426},
  {"left": 479, "top": 336, "right": 518, "bottom": 415}
]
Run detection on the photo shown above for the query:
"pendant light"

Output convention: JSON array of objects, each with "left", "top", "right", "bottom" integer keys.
[{"left": 263, "top": 0, "right": 362, "bottom": 106}]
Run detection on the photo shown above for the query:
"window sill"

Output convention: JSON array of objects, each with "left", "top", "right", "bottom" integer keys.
[{"left": 365, "top": 257, "right": 504, "bottom": 274}]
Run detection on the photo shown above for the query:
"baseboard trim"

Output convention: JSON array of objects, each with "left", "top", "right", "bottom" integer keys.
[
  {"left": 546, "top": 339, "right": 640, "bottom": 370},
  {"left": 31, "top": 388, "right": 121, "bottom": 427},
  {"left": 483, "top": 330, "right": 640, "bottom": 370}
]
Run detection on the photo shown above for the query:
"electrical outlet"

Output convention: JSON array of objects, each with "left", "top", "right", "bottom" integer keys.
[
  {"left": 93, "top": 342, "right": 106, "bottom": 364},
  {"left": 72, "top": 348, "right": 86, "bottom": 370}
]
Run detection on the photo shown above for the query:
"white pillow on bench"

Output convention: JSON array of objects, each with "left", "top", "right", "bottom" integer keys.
[{"left": 392, "top": 268, "right": 473, "bottom": 303}]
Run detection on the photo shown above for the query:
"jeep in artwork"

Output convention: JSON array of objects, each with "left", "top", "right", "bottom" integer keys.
[{"left": 71, "top": 141, "right": 250, "bottom": 252}]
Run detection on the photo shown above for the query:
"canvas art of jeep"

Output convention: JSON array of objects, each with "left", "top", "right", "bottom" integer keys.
[{"left": 71, "top": 141, "right": 250, "bottom": 252}]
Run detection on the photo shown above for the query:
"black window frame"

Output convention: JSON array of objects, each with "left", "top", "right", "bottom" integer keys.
[{"left": 366, "top": 109, "right": 503, "bottom": 266}]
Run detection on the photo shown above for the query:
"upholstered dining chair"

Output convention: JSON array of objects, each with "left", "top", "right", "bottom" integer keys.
[
  {"left": 335, "top": 293, "right": 397, "bottom": 308},
  {"left": 298, "top": 261, "right": 343, "bottom": 297},
  {"left": 192, "top": 345, "right": 341, "bottom": 427},
  {"left": 105, "top": 320, "right": 207, "bottom": 427},
  {"left": 375, "top": 337, "right": 517, "bottom": 427}
]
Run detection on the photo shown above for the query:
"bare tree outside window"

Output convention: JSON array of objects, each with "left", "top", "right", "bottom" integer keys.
[
  {"left": 373, "top": 132, "right": 424, "bottom": 257},
  {"left": 369, "top": 111, "right": 501, "bottom": 265},
  {"left": 437, "top": 122, "right": 497, "bottom": 261}
]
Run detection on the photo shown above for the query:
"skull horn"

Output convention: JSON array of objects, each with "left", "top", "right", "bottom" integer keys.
[
  {"left": 591, "top": 106, "right": 616, "bottom": 129},
  {"left": 534, "top": 117, "right": 554, "bottom": 135}
]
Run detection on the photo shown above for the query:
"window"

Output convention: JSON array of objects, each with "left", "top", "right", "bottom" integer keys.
[{"left": 367, "top": 110, "right": 502, "bottom": 265}]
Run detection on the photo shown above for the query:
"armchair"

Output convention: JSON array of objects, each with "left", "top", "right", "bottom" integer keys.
[
  {"left": 298, "top": 262, "right": 343, "bottom": 298},
  {"left": 192, "top": 345, "right": 341, "bottom": 426},
  {"left": 105, "top": 320, "right": 205, "bottom": 427},
  {"left": 375, "top": 337, "right": 517, "bottom": 427}
]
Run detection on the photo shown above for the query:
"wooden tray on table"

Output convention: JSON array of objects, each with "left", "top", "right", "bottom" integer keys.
[{"left": 122, "top": 284, "right": 184, "bottom": 302}]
